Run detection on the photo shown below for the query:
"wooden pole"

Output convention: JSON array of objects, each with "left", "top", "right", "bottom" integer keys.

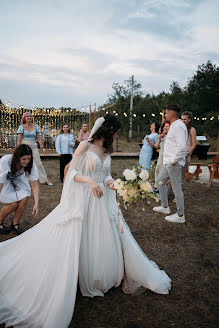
[
  {"left": 89, "top": 105, "right": 91, "bottom": 131},
  {"left": 129, "top": 75, "right": 134, "bottom": 139},
  {"left": 94, "top": 103, "right": 96, "bottom": 123}
]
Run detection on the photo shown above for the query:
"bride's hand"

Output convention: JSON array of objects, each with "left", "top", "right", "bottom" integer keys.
[
  {"left": 106, "top": 179, "right": 115, "bottom": 190},
  {"left": 88, "top": 179, "right": 103, "bottom": 199}
]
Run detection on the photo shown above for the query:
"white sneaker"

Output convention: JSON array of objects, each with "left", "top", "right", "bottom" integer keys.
[
  {"left": 165, "top": 213, "right": 185, "bottom": 223},
  {"left": 153, "top": 206, "right": 171, "bottom": 214}
]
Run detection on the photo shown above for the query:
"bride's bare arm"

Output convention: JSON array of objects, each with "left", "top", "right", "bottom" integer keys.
[
  {"left": 74, "top": 174, "right": 103, "bottom": 199},
  {"left": 72, "top": 141, "right": 103, "bottom": 198}
]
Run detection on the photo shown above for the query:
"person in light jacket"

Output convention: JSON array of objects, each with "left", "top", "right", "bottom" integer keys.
[{"left": 55, "top": 124, "right": 75, "bottom": 183}]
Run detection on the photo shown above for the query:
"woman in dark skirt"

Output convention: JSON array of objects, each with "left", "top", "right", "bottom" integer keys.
[{"left": 55, "top": 124, "right": 75, "bottom": 183}]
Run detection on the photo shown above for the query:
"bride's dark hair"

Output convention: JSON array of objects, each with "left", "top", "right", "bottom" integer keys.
[
  {"left": 11, "top": 144, "right": 33, "bottom": 175},
  {"left": 90, "top": 114, "right": 122, "bottom": 153}
]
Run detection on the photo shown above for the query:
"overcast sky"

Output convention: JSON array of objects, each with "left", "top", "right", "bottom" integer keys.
[{"left": 0, "top": 0, "right": 218, "bottom": 109}]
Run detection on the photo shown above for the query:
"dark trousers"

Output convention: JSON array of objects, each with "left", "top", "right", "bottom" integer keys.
[{"left": 60, "top": 154, "right": 72, "bottom": 183}]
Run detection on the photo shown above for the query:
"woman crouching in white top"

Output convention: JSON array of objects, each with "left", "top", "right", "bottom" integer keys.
[{"left": 0, "top": 144, "right": 39, "bottom": 235}]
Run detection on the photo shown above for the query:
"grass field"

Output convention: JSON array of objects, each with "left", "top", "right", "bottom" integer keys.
[{"left": 0, "top": 158, "right": 219, "bottom": 328}]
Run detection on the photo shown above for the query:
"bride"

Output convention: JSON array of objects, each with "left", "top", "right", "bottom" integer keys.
[{"left": 0, "top": 114, "right": 171, "bottom": 328}]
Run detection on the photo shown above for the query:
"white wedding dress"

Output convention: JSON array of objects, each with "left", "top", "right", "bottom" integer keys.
[{"left": 0, "top": 143, "right": 171, "bottom": 328}]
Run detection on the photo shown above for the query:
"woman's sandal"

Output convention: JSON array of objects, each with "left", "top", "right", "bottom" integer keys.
[
  {"left": 0, "top": 223, "right": 11, "bottom": 235},
  {"left": 10, "top": 223, "right": 24, "bottom": 235}
]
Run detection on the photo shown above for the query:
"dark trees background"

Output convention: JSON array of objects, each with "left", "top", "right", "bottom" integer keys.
[{"left": 105, "top": 61, "right": 219, "bottom": 138}]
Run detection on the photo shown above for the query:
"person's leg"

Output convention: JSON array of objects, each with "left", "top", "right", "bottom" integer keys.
[
  {"left": 62, "top": 154, "right": 72, "bottom": 182},
  {"left": 157, "top": 165, "right": 170, "bottom": 208},
  {"left": 13, "top": 197, "right": 29, "bottom": 225},
  {"left": 182, "top": 159, "right": 189, "bottom": 192},
  {"left": 122, "top": 272, "right": 131, "bottom": 294},
  {"left": 167, "top": 164, "right": 184, "bottom": 216},
  {"left": 31, "top": 143, "right": 49, "bottom": 184},
  {"left": 0, "top": 202, "right": 18, "bottom": 233},
  {"left": 66, "top": 154, "right": 72, "bottom": 165},
  {"left": 10, "top": 197, "right": 29, "bottom": 235},
  {"left": 150, "top": 161, "right": 156, "bottom": 190},
  {"left": 166, "top": 179, "right": 172, "bottom": 197},
  {"left": 60, "top": 155, "right": 65, "bottom": 183},
  {"left": 154, "top": 164, "right": 161, "bottom": 189},
  {"left": 0, "top": 202, "right": 18, "bottom": 224},
  {"left": 63, "top": 163, "right": 70, "bottom": 184}
]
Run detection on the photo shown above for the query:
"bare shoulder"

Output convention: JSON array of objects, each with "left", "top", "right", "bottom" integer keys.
[{"left": 191, "top": 127, "right": 197, "bottom": 135}]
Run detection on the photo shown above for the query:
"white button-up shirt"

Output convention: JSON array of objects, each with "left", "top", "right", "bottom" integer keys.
[
  {"left": 163, "top": 119, "right": 188, "bottom": 166},
  {"left": 55, "top": 133, "right": 75, "bottom": 155}
]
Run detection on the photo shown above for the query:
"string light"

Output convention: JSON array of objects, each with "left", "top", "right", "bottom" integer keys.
[{"left": 0, "top": 104, "right": 114, "bottom": 150}]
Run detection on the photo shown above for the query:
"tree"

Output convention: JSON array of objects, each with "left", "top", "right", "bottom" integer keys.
[
  {"left": 103, "top": 61, "right": 219, "bottom": 139},
  {"left": 185, "top": 61, "right": 219, "bottom": 114}
]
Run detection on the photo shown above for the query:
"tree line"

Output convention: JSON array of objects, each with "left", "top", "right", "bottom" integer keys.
[{"left": 104, "top": 61, "right": 219, "bottom": 138}]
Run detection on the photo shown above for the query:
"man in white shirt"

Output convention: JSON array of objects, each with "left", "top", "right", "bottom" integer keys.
[{"left": 153, "top": 104, "right": 188, "bottom": 223}]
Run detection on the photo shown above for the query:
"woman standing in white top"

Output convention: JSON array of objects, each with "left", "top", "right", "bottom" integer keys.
[
  {"left": 55, "top": 124, "right": 75, "bottom": 183},
  {"left": 154, "top": 122, "right": 171, "bottom": 189},
  {"left": 0, "top": 144, "right": 39, "bottom": 235},
  {"left": 181, "top": 111, "right": 197, "bottom": 190}
]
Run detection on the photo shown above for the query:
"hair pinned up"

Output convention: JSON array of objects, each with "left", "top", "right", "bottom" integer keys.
[
  {"left": 182, "top": 111, "right": 193, "bottom": 135},
  {"left": 90, "top": 114, "right": 122, "bottom": 153}
]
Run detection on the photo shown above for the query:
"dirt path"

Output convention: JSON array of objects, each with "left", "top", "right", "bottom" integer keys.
[{"left": 0, "top": 158, "right": 218, "bottom": 328}]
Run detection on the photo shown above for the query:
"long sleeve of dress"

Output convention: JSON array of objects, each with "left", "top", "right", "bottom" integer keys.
[
  {"left": 56, "top": 151, "right": 90, "bottom": 225},
  {"left": 103, "top": 156, "right": 113, "bottom": 186}
]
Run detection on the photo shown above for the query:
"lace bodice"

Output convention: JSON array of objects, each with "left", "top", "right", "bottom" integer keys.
[{"left": 84, "top": 151, "right": 111, "bottom": 183}]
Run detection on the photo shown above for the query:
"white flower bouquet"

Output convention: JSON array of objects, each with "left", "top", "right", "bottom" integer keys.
[{"left": 114, "top": 165, "right": 159, "bottom": 207}]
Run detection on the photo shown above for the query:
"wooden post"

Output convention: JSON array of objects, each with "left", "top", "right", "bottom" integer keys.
[
  {"left": 129, "top": 75, "right": 134, "bottom": 139},
  {"left": 89, "top": 105, "right": 91, "bottom": 131},
  {"left": 94, "top": 103, "right": 96, "bottom": 123}
]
